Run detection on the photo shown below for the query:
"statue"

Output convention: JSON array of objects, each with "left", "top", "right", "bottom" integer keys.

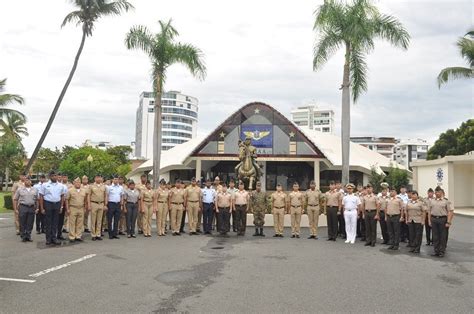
[{"left": 235, "top": 136, "right": 262, "bottom": 190}]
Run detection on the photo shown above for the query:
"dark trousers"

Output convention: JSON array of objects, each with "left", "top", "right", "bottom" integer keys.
[
  {"left": 387, "top": 214, "right": 400, "bottom": 248},
  {"left": 35, "top": 211, "right": 45, "bottom": 233},
  {"left": 218, "top": 207, "right": 231, "bottom": 234},
  {"left": 107, "top": 202, "right": 121, "bottom": 237},
  {"left": 364, "top": 210, "right": 377, "bottom": 244},
  {"left": 378, "top": 211, "right": 389, "bottom": 243},
  {"left": 126, "top": 202, "right": 138, "bottom": 235},
  {"left": 180, "top": 209, "right": 186, "bottom": 232},
  {"left": 44, "top": 201, "right": 61, "bottom": 243},
  {"left": 400, "top": 221, "right": 408, "bottom": 242},
  {"left": 326, "top": 206, "right": 338, "bottom": 239},
  {"left": 232, "top": 210, "right": 237, "bottom": 232},
  {"left": 408, "top": 221, "right": 423, "bottom": 251},
  {"left": 57, "top": 207, "right": 66, "bottom": 238},
  {"left": 234, "top": 205, "right": 247, "bottom": 234},
  {"left": 19, "top": 205, "right": 35, "bottom": 240},
  {"left": 357, "top": 215, "right": 366, "bottom": 238},
  {"left": 338, "top": 211, "right": 346, "bottom": 237},
  {"left": 432, "top": 216, "right": 448, "bottom": 254},
  {"left": 425, "top": 215, "right": 431, "bottom": 244},
  {"left": 202, "top": 202, "right": 214, "bottom": 233}
]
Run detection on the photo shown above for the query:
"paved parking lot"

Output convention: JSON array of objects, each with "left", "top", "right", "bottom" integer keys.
[{"left": 1, "top": 212, "right": 473, "bottom": 313}]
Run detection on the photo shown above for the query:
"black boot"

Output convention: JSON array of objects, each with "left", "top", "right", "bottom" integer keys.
[
  {"left": 253, "top": 228, "right": 259, "bottom": 236},
  {"left": 259, "top": 228, "right": 265, "bottom": 237}
]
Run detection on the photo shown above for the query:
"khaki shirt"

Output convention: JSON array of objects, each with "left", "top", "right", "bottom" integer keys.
[
  {"left": 216, "top": 191, "right": 232, "bottom": 208},
  {"left": 141, "top": 188, "right": 154, "bottom": 203},
  {"left": 67, "top": 188, "right": 87, "bottom": 208},
  {"left": 12, "top": 181, "right": 25, "bottom": 194},
  {"left": 378, "top": 195, "right": 389, "bottom": 211},
  {"left": 135, "top": 183, "right": 146, "bottom": 194},
  {"left": 123, "top": 189, "right": 140, "bottom": 203},
  {"left": 306, "top": 189, "right": 322, "bottom": 208},
  {"left": 386, "top": 197, "right": 404, "bottom": 215},
  {"left": 325, "top": 190, "right": 342, "bottom": 207},
  {"left": 406, "top": 200, "right": 426, "bottom": 223},
  {"left": 289, "top": 191, "right": 303, "bottom": 207},
  {"left": 362, "top": 194, "right": 378, "bottom": 210},
  {"left": 186, "top": 186, "right": 201, "bottom": 202},
  {"left": 271, "top": 192, "right": 287, "bottom": 208},
  {"left": 81, "top": 184, "right": 91, "bottom": 196},
  {"left": 89, "top": 183, "right": 106, "bottom": 203},
  {"left": 14, "top": 187, "right": 38, "bottom": 206},
  {"left": 170, "top": 188, "right": 185, "bottom": 203},
  {"left": 234, "top": 190, "right": 249, "bottom": 205},
  {"left": 429, "top": 198, "right": 454, "bottom": 216},
  {"left": 156, "top": 188, "right": 169, "bottom": 203}
]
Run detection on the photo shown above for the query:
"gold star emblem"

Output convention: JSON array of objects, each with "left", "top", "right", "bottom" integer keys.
[
  {"left": 219, "top": 131, "right": 226, "bottom": 138},
  {"left": 254, "top": 108, "right": 260, "bottom": 114},
  {"left": 289, "top": 131, "right": 295, "bottom": 138}
]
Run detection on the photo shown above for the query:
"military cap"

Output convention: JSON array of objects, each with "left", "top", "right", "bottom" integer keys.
[
  {"left": 276, "top": 183, "right": 282, "bottom": 187},
  {"left": 112, "top": 174, "right": 119, "bottom": 179},
  {"left": 95, "top": 173, "right": 102, "bottom": 177},
  {"left": 73, "top": 177, "right": 81, "bottom": 183},
  {"left": 309, "top": 180, "right": 315, "bottom": 185},
  {"left": 229, "top": 178, "right": 235, "bottom": 183},
  {"left": 206, "top": 178, "right": 211, "bottom": 182},
  {"left": 256, "top": 182, "right": 261, "bottom": 186},
  {"left": 128, "top": 180, "right": 135, "bottom": 185},
  {"left": 380, "top": 182, "right": 389, "bottom": 189},
  {"left": 366, "top": 183, "right": 372, "bottom": 188},
  {"left": 159, "top": 179, "right": 166, "bottom": 185},
  {"left": 82, "top": 175, "right": 88, "bottom": 179},
  {"left": 49, "top": 170, "right": 57, "bottom": 176},
  {"left": 191, "top": 177, "right": 196, "bottom": 181},
  {"left": 215, "top": 176, "right": 220, "bottom": 181},
  {"left": 427, "top": 188, "right": 434, "bottom": 193},
  {"left": 39, "top": 174, "right": 46, "bottom": 179},
  {"left": 346, "top": 183, "right": 355, "bottom": 189},
  {"left": 435, "top": 186, "right": 442, "bottom": 192}
]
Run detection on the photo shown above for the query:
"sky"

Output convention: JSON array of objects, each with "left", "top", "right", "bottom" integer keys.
[{"left": 0, "top": 0, "right": 472, "bottom": 156}]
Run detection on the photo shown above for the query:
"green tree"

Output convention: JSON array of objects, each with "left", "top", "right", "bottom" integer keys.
[
  {"left": 0, "top": 112, "right": 28, "bottom": 143},
  {"left": 116, "top": 163, "right": 132, "bottom": 178},
  {"left": 437, "top": 30, "right": 474, "bottom": 87},
  {"left": 368, "top": 166, "right": 385, "bottom": 193},
  {"left": 106, "top": 145, "right": 132, "bottom": 164},
  {"left": 125, "top": 19, "right": 206, "bottom": 187},
  {"left": 25, "top": 0, "right": 133, "bottom": 173},
  {"left": 385, "top": 164, "right": 409, "bottom": 192},
  {"left": 312, "top": 0, "right": 410, "bottom": 184},
  {"left": 0, "top": 78, "right": 25, "bottom": 119},
  {"left": 427, "top": 119, "right": 474, "bottom": 159},
  {"left": 59, "top": 146, "right": 119, "bottom": 180},
  {"left": 32, "top": 147, "right": 63, "bottom": 174},
  {"left": 0, "top": 138, "right": 25, "bottom": 190}
]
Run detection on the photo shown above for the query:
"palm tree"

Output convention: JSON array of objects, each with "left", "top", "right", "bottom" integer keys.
[
  {"left": 0, "top": 112, "right": 29, "bottom": 143},
  {"left": 0, "top": 78, "right": 25, "bottom": 119},
  {"left": 437, "top": 30, "right": 474, "bottom": 87},
  {"left": 24, "top": 0, "right": 134, "bottom": 173},
  {"left": 125, "top": 19, "right": 206, "bottom": 188},
  {"left": 312, "top": 0, "right": 410, "bottom": 184}
]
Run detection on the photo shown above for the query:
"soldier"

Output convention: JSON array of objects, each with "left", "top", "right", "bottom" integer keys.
[
  {"left": 406, "top": 191, "right": 426, "bottom": 253},
  {"left": 33, "top": 175, "right": 46, "bottom": 234},
  {"left": 361, "top": 183, "right": 379, "bottom": 246},
  {"left": 185, "top": 178, "right": 202, "bottom": 235},
  {"left": 89, "top": 174, "right": 106, "bottom": 241},
  {"left": 101, "top": 177, "right": 111, "bottom": 235},
  {"left": 118, "top": 176, "right": 127, "bottom": 235},
  {"left": 215, "top": 183, "right": 232, "bottom": 236},
  {"left": 66, "top": 178, "right": 88, "bottom": 242},
  {"left": 271, "top": 184, "right": 287, "bottom": 237},
  {"left": 201, "top": 179, "right": 216, "bottom": 234},
  {"left": 305, "top": 180, "right": 324, "bottom": 240},
  {"left": 12, "top": 173, "right": 26, "bottom": 235},
  {"left": 140, "top": 181, "right": 155, "bottom": 237},
  {"left": 385, "top": 188, "right": 404, "bottom": 250},
  {"left": 212, "top": 176, "right": 223, "bottom": 231},
  {"left": 342, "top": 183, "right": 360, "bottom": 244},
  {"left": 123, "top": 180, "right": 140, "bottom": 238},
  {"left": 355, "top": 185, "right": 366, "bottom": 241},
  {"left": 233, "top": 181, "right": 250, "bottom": 236},
  {"left": 135, "top": 174, "right": 147, "bottom": 234},
  {"left": 325, "top": 180, "right": 342, "bottom": 241},
  {"left": 377, "top": 184, "right": 390, "bottom": 244},
  {"left": 423, "top": 188, "right": 435, "bottom": 245},
  {"left": 81, "top": 175, "right": 91, "bottom": 233},
  {"left": 105, "top": 176, "right": 124, "bottom": 239},
  {"left": 169, "top": 179, "right": 186, "bottom": 236},
  {"left": 57, "top": 174, "right": 72, "bottom": 240},
  {"left": 155, "top": 179, "right": 170, "bottom": 236},
  {"left": 13, "top": 177, "right": 38, "bottom": 242},
  {"left": 398, "top": 185, "right": 409, "bottom": 243},
  {"left": 227, "top": 179, "right": 238, "bottom": 232},
  {"left": 250, "top": 182, "right": 267, "bottom": 237},
  {"left": 428, "top": 186, "right": 454, "bottom": 257},
  {"left": 39, "top": 171, "right": 65, "bottom": 245},
  {"left": 288, "top": 182, "right": 304, "bottom": 238},
  {"left": 335, "top": 180, "right": 346, "bottom": 238},
  {"left": 195, "top": 179, "right": 203, "bottom": 234}
]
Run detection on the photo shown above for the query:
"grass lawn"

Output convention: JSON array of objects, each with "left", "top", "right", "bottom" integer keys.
[{"left": 0, "top": 192, "right": 12, "bottom": 213}]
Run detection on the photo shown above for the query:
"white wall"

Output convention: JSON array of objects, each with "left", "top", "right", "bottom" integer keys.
[
  {"left": 415, "top": 163, "right": 449, "bottom": 198},
  {"left": 453, "top": 164, "right": 474, "bottom": 207}
]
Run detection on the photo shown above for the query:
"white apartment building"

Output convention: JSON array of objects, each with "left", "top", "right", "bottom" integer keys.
[
  {"left": 82, "top": 139, "right": 114, "bottom": 150},
  {"left": 290, "top": 105, "right": 335, "bottom": 134},
  {"left": 350, "top": 137, "right": 396, "bottom": 159},
  {"left": 393, "top": 138, "right": 429, "bottom": 169},
  {"left": 135, "top": 91, "right": 198, "bottom": 159}
]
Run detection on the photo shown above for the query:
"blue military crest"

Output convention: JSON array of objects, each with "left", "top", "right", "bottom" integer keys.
[{"left": 436, "top": 168, "right": 443, "bottom": 182}]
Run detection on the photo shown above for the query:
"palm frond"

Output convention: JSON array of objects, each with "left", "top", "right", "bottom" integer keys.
[
  {"left": 349, "top": 48, "right": 368, "bottom": 102},
  {"left": 125, "top": 25, "right": 155, "bottom": 56},
  {"left": 159, "top": 19, "right": 179, "bottom": 40},
  {"left": 61, "top": 10, "right": 83, "bottom": 28},
  {"left": 0, "top": 108, "right": 26, "bottom": 120},
  {"left": 313, "top": 30, "right": 343, "bottom": 70},
  {"left": 314, "top": 0, "right": 346, "bottom": 32},
  {"left": 0, "top": 78, "right": 7, "bottom": 92},
  {"left": 0, "top": 93, "right": 24, "bottom": 107},
  {"left": 371, "top": 13, "right": 410, "bottom": 50},
  {"left": 170, "top": 43, "right": 207, "bottom": 80},
  {"left": 97, "top": 0, "right": 134, "bottom": 18},
  {"left": 457, "top": 37, "right": 474, "bottom": 66},
  {"left": 437, "top": 66, "right": 474, "bottom": 88}
]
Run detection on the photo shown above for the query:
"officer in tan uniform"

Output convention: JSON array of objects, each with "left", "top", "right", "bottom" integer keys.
[
  {"left": 361, "top": 183, "right": 379, "bottom": 246},
  {"left": 118, "top": 176, "right": 127, "bottom": 235},
  {"left": 227, "top": 179, "right": 238, "bottom": 232},
  {"left": 271, "top": 184, "right": 287, "bottom": 237},
  {"left": 288, "top": 182, "right": 304, "bottom": 238},
  {"left": 155, "top": 179, "right": 170, "bottom": 236},
  {"left": 66, "top": 178, "right": 88, "bottom": 242},
  {"left": 169, "top": 179, "right": 185, "bottom": 235},
  {"left": 305, "top": 180, "right": 324, "bottom": 240},
  {"left": 81, "top": 175, "right": 91, "bottom": 233},
  {"left": 325, "top": 180, "right": 342, "bottom": 241},
  {"left": 385, "top": 188, "right": 404, "bottom": 250},
  {"left": 12, "top": 173, "right": 26, "bottom": 235},
  {"left": 13, "top": 177, "right": 38, "bottom": 242},
  {"left": 423, "top": 188, "right": 435, "bottom": 245},
  {"left": 232, "top": 181, "right": 249, "bottom": 236},
  {"left": 406, "top": 190, "right": 426, "bottom": 253},
  {"left": 88, "top": 174, "right": 106, "bottom": 241},
  {"left": 428, "top": 186, "right": 454, "bottom": 257},
  {"left": 377, "top": 184, "right": 390, "bottom": 244},
  {"left": 215, "top": 183, "right": 233, "bottom": 236},
  {"left": 140, "top": 181, "right": 155, "bottom": 237},
  {"left": 135, "top": 174, "right": 147, "bottom": 234},
  {"left": 185, "top": 178, "right": 202, "bottom": 235}
]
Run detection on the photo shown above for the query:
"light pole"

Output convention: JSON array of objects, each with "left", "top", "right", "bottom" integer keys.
[{"left": 87, "top": 154, "right": 93, "bottom": 179}]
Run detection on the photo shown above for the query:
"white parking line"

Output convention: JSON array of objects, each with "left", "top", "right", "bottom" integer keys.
[
  {"left": 0, "top": 277, "right": 36, "bottom": 283},
  {"left": 28, "top": 254, "right": 97, "bottom": 278}
]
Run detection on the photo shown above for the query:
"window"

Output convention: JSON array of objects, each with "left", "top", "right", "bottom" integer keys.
[
  {"left": 320, "top": 112, "right": 330, "bottom": 117},
  {"left": 162, "top": 138, "right": 187, "bottom": 144},
  {"left": 187, "top": 104, "right": 191, "bottom": 109},
  {"left": 161, "top": 131, "right": 192, "bottom": 138},
  {"left": 148, "top": 108, "right": 154, "bottom": 113},
  {"left": 162, "top": 124, "right": 193, "bottom": 131},
  {"left": 162, "top": 107, "right": 198, "bottom": 118},
  {"left": 322, "top": 127, "right": 330, "bottom": 132},
  {"left": 162, "top": 116, "right": 193, "bottom": 124}
]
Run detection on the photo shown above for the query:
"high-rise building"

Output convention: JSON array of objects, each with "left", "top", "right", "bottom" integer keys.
[
  {"left": 393, "top": 138, "right": 429, "bottom": 169},
  {"left": 290, "top": 105, "right": 335, "bottom": 134},
  {"left": 82, "top": 139, "right": 114, "bottom": 150},
  {"left": 350, "top": 137, "right": 396, "bottom": 159},
  {"left": 135, "top": 91, "right": 198, "bottom": 159}
]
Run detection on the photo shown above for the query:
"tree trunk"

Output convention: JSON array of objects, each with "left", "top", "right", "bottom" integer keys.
[
  {"left": 24, "top": 29, "right": 87, "bottom": 173},
  {"left": 341, "top": 42, "right": 351, "bottom": 185},
  {"left": 152, "top": 77, "right": 163, "bottom": 189},
  {"left": 5, "top": 167, "right": 9, "bottom": 192}
]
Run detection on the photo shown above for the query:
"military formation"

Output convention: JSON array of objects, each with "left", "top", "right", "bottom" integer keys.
[{"left": 12, "top": 172, "right": 454, "bottom": 257}]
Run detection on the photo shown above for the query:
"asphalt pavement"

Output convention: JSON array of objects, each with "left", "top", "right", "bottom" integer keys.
[{"left": 0, "top": 212, "right": 473, "bottom": 313}]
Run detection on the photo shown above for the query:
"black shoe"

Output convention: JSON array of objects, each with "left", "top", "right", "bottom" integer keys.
[
  {"left": 438, "top": 253, "right": 445, "bottom": 257},
  {"left": 425, "top": 242, "right": 431, "bottom": 246},
  {"left": 172, "top": 232, "right": 177, "bottom": 236},
  {"left": 46, "top": 242, "right": 52, "bottom": 245},
  {"left": 196, "top": 230, "right": 202, "bottom": 234},
  {"left": 138, "top": 230, "right": 143, "bottom": 234},
  {"left": 365, "top": 243, "right": 371, "bottom": 246},
  {"left": 53, "top": 240, "right": 61, "bottom": 245},
  {"left": 291, "top": 235, "right": 296, "bottom": 238},
  {"left": 413, "top": 249, "right": 420, "bottom": 253},
  {"left": 92, "top": 237, "right": 97, "bottom": 241},
  {"left": 27, "top": 238, "right": 33, "bottom": 242},
  {"left": 21, "top": 238, "right": 27, "bottom": 242},
  {"left": 296, "top": 235, "right": 300, "bottom": 238},
  {"left": 36, "top": 231, "right": 41, "bottom": 234},
  {"left": 392, "top": 246, "right": 399, "bottom": 250},
  {"left": 96, "top": 237, "right": 103, "bottom": 241},
  {"left": 176, "top": 233, "right": 181, "bottom": 236},
  {"left": 388, "top": 245, "right": 394, "bottom": 250},
  {"left": 327, "top": 238, "right": 333, "bottom": 241},
  {"left": 16, "top": 232, "right": 20, "bottom": 236},
  {"left": 131, "top": 234, "right": 136, "bottom": 238},
  {"left": 273, "top": 234, "right": 279, "bottom": 237},
  {"left": 308, "top": 235, "right": 315, "bottom": 239},
  {"left": 314, "top": 236, "right": 319, "bottom": 240},
  {"left": 431, "top": 252, "right": 440, "bottom": 257},
  {"left": 75, "top": 238, "right": 83, "bottom": 242},
  {"left": 118, "top": 232, "right": 125, "bottom": 235},
  {"left": 382, "top": 241, "right": 389, "bottom": 245},
  {"left": 109, "top": 236, "right": 114, "bottom": 239},
  {"left": 370, "top": 243, "right": 375, "bottom": 247},
  {"left": 113, "top": 236, "right": 120, "bottom": 239},
  {"left": 69, "top": 239, "right": 76, "bottom": 243},
  {"left": 84, "top": 229, "right": 90, "bottom": 233},
  {"left": 62, "top": 229, "right": 67, "bottom": 233},
  {"left": 57, "top": 236, "right": 66, "bottom": 240},
  {"left": 253, "top": 228, "right": 259, "bottom": 236}
]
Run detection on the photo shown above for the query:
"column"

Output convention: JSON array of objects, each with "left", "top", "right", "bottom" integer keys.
[
  {"left": 313, "top": 160, "right": 320, "bottom": 188},
  {"left": 195, "top": 159, "right": 202, "bottom": 181}
]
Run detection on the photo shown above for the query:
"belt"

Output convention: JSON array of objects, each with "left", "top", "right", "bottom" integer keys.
[
  {"left": 365, "top": 209, "right": 376, "bottom": 212},
  {"left": 308, "top": 204, "right": 319, "bottom": 206},
  {"left": 274, "top": 206, "right": 285, "bottom": 209},
  {"left": 328, "top": 205, "right": 338, "bottom": 208},
  {"left": 172, "top": 202, "right": 183, "bottom": 205},
  {"left": 188, "top": 200, "right": 199, "bottom": 203},
  {"left": 219, "top": 207, "right": 230, "bottom": 209},
  {"left": 108, "top": 201, "right": 120, "bottom": 204},
  {"left": 91, "top": 201, "right": 104, "bottom": 204},
  {"left": 157, "top": 201, "right": 166, "bottom": 203},
  {"left": 291, "top": 205, "right": 302, "bottom": 208},
  {"left": 203, "top": 202, "right": 214, "bottom": 204},
  {"left": 126, "top": 202, "right": 138, "bottom": 205},
  {"left": 143, "top": 201, "right": 153, "bottom": 203},
  {"left": 387, "top": 214, "right": 400, "bottom": 217},
  {"left": 431, "top": 215, "right": 447, "bottom": 219},
  {"left": 20, "top": 204, "right": 35, "bottom": 207},
  {"left": 345, "top": 208, "right": 356, "bottom": 211},
  {"left": 45, "top": 200, "right": 61, "bottom": 204},
  {"left": 235, "top": 204, "right": 247, "bottom": 206}
]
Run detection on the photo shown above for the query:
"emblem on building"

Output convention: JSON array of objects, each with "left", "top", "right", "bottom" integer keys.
[{"left": 436, "top": 168, "right": 443, "bottom": 183}]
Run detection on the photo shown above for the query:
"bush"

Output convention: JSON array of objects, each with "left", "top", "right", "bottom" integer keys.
[{"left": 3, "top": 194, "right": 13, "bottom": 210}]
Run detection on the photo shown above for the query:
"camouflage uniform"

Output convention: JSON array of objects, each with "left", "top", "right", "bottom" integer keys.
[{"left": 251, "top": 189, "right": 267, "bottom": 236}]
